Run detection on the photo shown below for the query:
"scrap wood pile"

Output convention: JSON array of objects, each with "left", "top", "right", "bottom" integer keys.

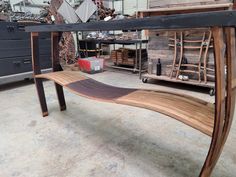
[
  {"left": 0, "top": 1, "right": 11, "bottom": 21},
  {"left": 47, "top": 0, "right": 76, "bottom": 65},
  {"left": 0, "top": 0, "right": 50, "bottom": 22},
  {"left": 111, "top": 48, "right": 147, "bottom": 67},
  {"left": 96, "top": 2, "right": 115, "bottom": 20},
  {"left": 0, "top": 1, "right": 11, "bottom": 13},
  {"left": 46, "top": 0, "right": 117, "bottom": 65},
  {"left": 46, "top": 0, "right": 132, "bottom": 66}
]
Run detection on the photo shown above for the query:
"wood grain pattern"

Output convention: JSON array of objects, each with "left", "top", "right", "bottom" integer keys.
[
  {"left": 36, "top": 71, "right": 87, "bottom": 85},
  {"left": 36, "top": 71, "right": 214, "bottom": 136},
  {"left": 117, "top": 90, "right": 214, "bottom": 136}
]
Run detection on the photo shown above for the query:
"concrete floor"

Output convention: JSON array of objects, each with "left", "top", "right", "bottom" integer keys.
[{"left": 0, "top": 70, "right": 235, "bottom": 177}]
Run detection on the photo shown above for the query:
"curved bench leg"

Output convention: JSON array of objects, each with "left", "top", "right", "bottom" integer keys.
[
  {"left": 31, "top": 32, "right": 48, "bottom": 117},
  {"left": 52, "top": 32, "right": 66, "bottom": 111},
  {"left": 35, "top": 78, "right": 48, "bottom": 117},
  {"left": 200, "top": 27, "right": 236, "bottom": 177}
]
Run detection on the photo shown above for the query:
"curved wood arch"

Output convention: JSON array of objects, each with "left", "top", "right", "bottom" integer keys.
[
  {"left": 200, "top": 27, "right": 236, "bottom": 176},
  {"left": 29, "top": 24, "right": 236, "bottom": 177}
]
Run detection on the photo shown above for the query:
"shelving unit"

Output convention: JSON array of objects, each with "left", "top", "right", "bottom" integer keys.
[
  {"left": 137, "top": 4, "right": 233, "bottom": 93},
  {"left": 142, "top": 74, "right": 214, "bottom": 88},
  {"left": 78, "top": 39, "right": 148, "bottom": 76}
]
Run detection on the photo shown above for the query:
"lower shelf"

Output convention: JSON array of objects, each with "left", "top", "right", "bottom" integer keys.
[
  {"left": 142, "top": 74, "right": 215, "bottom": 89},
  {"left": 35, "top": 71, "right": 215, "bottom": 136}
]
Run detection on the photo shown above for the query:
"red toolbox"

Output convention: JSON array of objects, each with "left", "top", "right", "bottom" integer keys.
[{"left": 78, "top": 57, "right": 104, "bottom": 74}]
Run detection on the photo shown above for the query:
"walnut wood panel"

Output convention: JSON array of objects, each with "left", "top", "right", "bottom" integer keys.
[{"left": 36, "top": 71, "right": 214, "bottom": 136}]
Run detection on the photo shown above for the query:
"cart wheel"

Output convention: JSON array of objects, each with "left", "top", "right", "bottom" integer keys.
[
  {"left": 209, "top": 88, "right": 215, "bottom": 96},
  {"left": 142, "top": 78, "right": 148, "bottom": 83}
]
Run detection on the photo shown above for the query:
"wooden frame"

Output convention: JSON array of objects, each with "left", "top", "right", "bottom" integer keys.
[{"left": 26, "top": 10, "right": 236, "bottom": 176}]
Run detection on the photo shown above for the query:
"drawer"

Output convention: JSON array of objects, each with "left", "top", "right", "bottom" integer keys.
[
  {"left": 0, "top": 56, "right": 51, "bottom": 77},
  {"left": 0, "top": 22, "right": 51, "bottom": 40},
  {"left": 0, "top": 39, "right": 51, "bottom": 49},
  {"left": 0, "top": 39, "right": 51, "bottom": 59}
]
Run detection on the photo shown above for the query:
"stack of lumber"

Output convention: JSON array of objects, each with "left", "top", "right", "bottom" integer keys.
[
  {"left": 47, "top": 0, "right": 76, "bottom": 65},
  {"left": 97, "top": 1, "right": 115, "bottom": 20},
  {"left": 111, "top": 48, "right": 147, "bottom": 67}
]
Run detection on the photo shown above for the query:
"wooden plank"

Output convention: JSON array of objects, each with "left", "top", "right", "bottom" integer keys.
[
  {"left": 31, "top": 32, "right": 48, "bottom": 117},
  {"left": 51, "top": 32, "right": 66, "bottom": 111},
  {"left": 25, "top": 10, "right": 236, "bottom": 32}
]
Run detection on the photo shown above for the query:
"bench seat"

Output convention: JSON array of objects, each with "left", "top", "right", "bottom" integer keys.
[{"left": 35, "top": 71, "right": 214, "bottom": 136}]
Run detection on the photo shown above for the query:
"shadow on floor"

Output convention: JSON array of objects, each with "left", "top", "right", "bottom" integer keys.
[
  {"left": 148, "top": 79, "right": 212, "bottom": 94},
  {"left": 0, "top": 79, "right": 34, "bottom": 91},
  {"left": 57, "top": 104, "right": 221, "bottom": 177}
]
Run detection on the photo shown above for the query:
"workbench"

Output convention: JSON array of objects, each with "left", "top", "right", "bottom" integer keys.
[{"left": 26, "top": 10, "right": 236, "bottom": 177}]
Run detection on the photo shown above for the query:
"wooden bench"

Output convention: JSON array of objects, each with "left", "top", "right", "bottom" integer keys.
[
  {"left": 36, "top": 71, "right": 215, "bottom": 136},
  {"left": 26, "top": 10, "right": 236, "bottom": 177}
]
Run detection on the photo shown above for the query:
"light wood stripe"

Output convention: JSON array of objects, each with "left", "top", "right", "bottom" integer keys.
[
  {"left": 117, "top": 90, "right": 214, "bottom": 136},
  {"left": 35, "top": 71, "right": 87, "bottom": 85}
]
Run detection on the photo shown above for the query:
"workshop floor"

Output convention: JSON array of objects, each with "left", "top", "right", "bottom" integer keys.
[{"left": 0, "top": 70, "right": 235, "bottom": 177}]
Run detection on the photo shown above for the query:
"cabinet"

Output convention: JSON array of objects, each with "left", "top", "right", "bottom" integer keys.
[{"left": 0, "top": 22, "right": 51, "bottom": 84}]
